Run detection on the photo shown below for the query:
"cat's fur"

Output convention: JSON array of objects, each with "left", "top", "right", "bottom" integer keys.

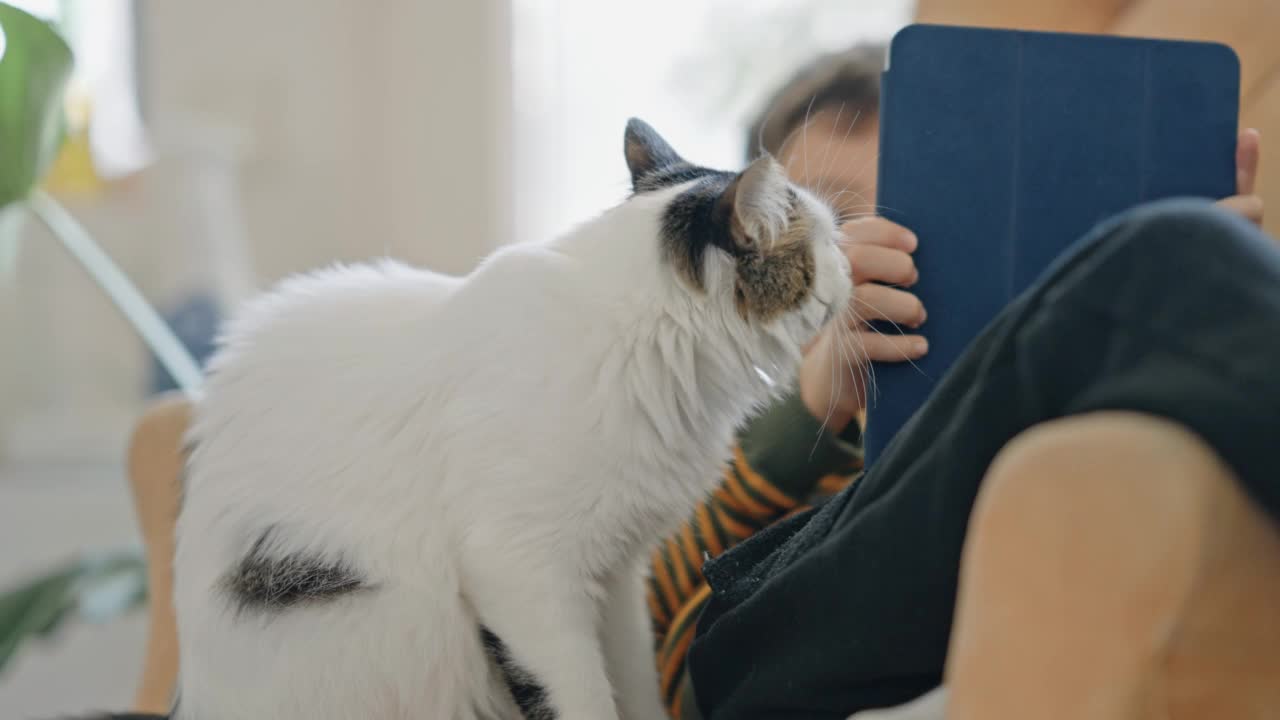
[{"left": 160, "top": 119, "right": 851, "bottom": 720}]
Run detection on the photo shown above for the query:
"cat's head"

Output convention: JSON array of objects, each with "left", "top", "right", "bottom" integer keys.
[{"left": 623, "top": 118, "right": 851, "bottom": 359}]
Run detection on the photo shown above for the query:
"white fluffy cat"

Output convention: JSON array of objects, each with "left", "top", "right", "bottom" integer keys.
[{"left": 169, "top": 119, "right": 851, "bottom": 720}]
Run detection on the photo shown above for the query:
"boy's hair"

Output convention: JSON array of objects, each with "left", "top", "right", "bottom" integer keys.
[{"left": 745, "top": 42, "right": 887, "bottom": 162}]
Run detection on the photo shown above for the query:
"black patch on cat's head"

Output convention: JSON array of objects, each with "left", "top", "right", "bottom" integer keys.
[
  {"left": 222, "top": 528, "right": 366, "bottom": 613},
  {"left": 660, "top": 171, "right": 741, "bottom": 286},
  {"left": 627, "top": 118, "right": 822, "bottom": 321},
  {"left": 481, "top": 626, "right": 556, "bottom": 720},
  {"left": 663, "top": 157, "right": 818, "bottom": 321},
  {"left": 625, "top": 118, "right": 738, "bottom": 280}
]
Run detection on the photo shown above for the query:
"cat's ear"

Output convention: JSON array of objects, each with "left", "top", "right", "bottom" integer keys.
[
  {"left": 624, "top": 118, "right": 684, "bottom": 188},
  {"left": 726, "top": 154, "right": 792, "bottom": 252}
]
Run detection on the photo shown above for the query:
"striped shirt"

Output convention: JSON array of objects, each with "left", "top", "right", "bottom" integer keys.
[{"left": 646, "top": 393, "right": 864, "bottom": 718}]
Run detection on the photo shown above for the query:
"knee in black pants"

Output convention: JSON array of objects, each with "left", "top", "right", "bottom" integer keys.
[
  {"left": 1093, "top": 198, "right": 1273, "bottom": 278},
  {"left": 1037, "top": 198, "right": 1280, "bottom": 328}
]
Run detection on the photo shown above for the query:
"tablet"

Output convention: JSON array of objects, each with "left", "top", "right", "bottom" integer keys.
[{"left": 866, "top": 24, "right": 1239, "bottom": 466}]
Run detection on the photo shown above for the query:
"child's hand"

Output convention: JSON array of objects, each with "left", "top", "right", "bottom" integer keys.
[
  {"left": 799, "top": 217, "right": 927, "bottom": 431},
  {"left": 1217, "top": 128, "right": 1263, "bottom": 226}
]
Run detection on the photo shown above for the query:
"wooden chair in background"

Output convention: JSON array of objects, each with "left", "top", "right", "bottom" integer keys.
[{"left": 124, "top": 392, "right": 187, "bottom": 714}]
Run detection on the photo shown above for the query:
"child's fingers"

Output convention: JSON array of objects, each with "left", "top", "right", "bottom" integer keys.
[
  {"left": 1237, "top": 128, "right": 1260, "bottom": 196},
  {"left": 848, "top": 245, "right": 918, "bottom": 286},
  {"left": 856, "top": 331, "right": 929, "bottom": 363},
  {"left": 842, "top": 216, "right": 918, "bottom": 253},
  {"left": 849, "top": 284, "right": 926, "bottom": 328},
  {"left": 1217, "top": 195, "right": 1264, "bottom": 226}
]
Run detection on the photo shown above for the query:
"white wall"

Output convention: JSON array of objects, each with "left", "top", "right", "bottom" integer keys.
[
  {"left": 144, "top": 0, "right": 512, "bottom": 280},
  {"left": 1, "top": 0, "right": 512, "bottom": 464},
  {"left": 0, "top": 1, "right": 511, "bottom": 714}
]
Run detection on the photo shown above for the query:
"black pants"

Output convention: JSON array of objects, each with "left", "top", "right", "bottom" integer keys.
[{"left": 687, "top": 199, "right": 1280, "bottom": 720}]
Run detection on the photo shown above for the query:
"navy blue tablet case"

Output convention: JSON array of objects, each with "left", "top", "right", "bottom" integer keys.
[{"left": 865, "top": 24, "right": 1239, "bottom": 466}]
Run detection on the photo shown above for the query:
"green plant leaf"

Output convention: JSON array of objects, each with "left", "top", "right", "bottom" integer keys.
[
  {"left": 0, "top": 562, "right": 81, "bottom": 674},
  {"left": 0, "top": 1, "right": 74, "bottom": 209},
  {"left": 0, "top": 548, "right": 148, "bottom": 676}
]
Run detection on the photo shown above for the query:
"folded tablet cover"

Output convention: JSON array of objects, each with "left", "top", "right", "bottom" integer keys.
[{"left": 865, "top": 24, "right": 1239, "bottom": 466}]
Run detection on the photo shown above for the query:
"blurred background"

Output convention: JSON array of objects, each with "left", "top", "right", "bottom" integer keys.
[{"left": 0, "top": 0, "right": 909, "bottom": 714}]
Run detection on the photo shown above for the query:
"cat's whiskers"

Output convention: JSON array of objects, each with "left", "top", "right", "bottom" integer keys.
[
  {"left": 812, "top": 102, "right": 846, "bottom": 204},
  {"left": 800, "top": 94, "right": 818, "bottom": 190},
  {"left": 848, "top": 308, "right": 879, "bottom": 409},
  {"left": 814, "top": 107, "right": 863, "bottom": 205},
  {"left": 832, "top": 209, "right": 893, "bottom": 230},
  {"left": 810, "top": 312, "right": 843, "bottom": 454},
  {"left": 813, "top": 105, "right": 857, "bottom": 204},
  {"left": 827, "top": 191, "right": 884, "bottom": 210},
  {"left": 827, "top": 192, "right": 898, "bottom": 218},
  {"left": 833, "top": 309, "right": 858, "bottom": 413},
  {"left": 810, "top": 294, "right": 866, "bottom": 451},
  {"left": 844, "top": 149, "right": 882, "bottom": 197},
  {"left": 816, "top": 323, "right": 841, "bottom": 444},
  {"left": 851, "top": 295, "right": 932, "bottom": 380}
]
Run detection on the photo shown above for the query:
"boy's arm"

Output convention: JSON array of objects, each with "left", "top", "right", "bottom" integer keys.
[
  {"left": 646, "top": 392, "right": 862, "bottom": 636},
  {"left": 647, "top": 391, "right": 863, "bottom": 717}
]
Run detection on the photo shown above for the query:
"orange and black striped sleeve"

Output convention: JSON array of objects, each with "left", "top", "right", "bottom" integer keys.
[
  {"left": 646, "top": 392, "right": 865, "bottom": 718},
  {"left": 646, "top": 447, "right": 805, "bottom": 633}
]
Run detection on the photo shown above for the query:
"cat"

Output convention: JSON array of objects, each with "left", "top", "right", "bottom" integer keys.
[{"left": 141, "top": 118, "right": 850, "bottom": 720}]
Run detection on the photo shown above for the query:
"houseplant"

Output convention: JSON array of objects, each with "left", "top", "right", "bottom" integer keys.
[{"left": 0, "top": 1, "right": 198, "bottom": 675}]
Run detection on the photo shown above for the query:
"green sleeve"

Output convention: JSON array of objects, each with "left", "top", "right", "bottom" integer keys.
[{"left": 736, "top": 390, "right": 863, "bottom": 501}]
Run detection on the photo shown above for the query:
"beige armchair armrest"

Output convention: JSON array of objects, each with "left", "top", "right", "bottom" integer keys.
[{"left": 125, "top": 392, "right": 191, "bottom": 714}]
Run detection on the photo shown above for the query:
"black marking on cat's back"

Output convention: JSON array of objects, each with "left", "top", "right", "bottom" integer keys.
[
  {"left": 223, "top": 528, "right": 366, "bottom": 613},
  {"left": 481, "top": 626, "right": 557, "bottom": 720}
]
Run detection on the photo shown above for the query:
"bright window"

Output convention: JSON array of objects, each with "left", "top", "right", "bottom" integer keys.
[
  {"left": 511, "top": 0, "right": 912, "bottom": 244},
  {"left": 6, "top": 0, "right": 149, "bottom": 179}
]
